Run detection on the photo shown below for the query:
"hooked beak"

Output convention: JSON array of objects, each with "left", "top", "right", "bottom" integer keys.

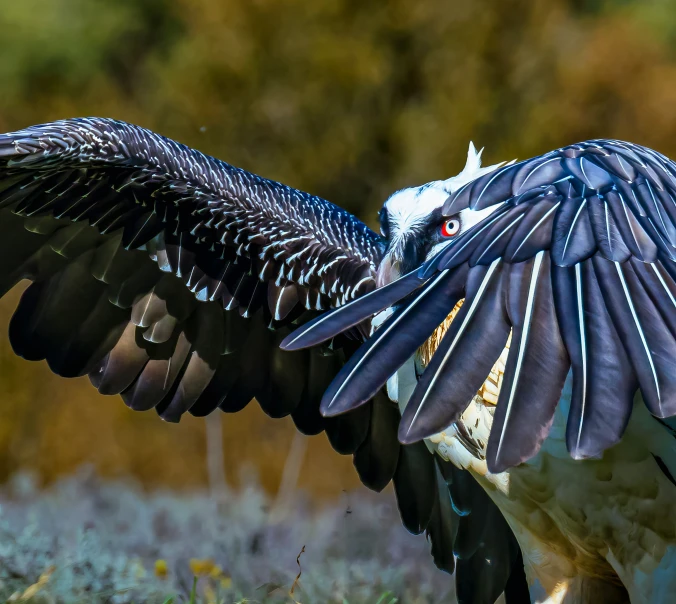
[{"left": 377, "top": 236, "right": 421, "bottom": 287}]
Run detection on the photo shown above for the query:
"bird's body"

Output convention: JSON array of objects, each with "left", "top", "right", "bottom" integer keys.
[
  {"left": 0, "top": 118, "right": 674, "bottom": 603},
  {"left": 390, "top": 349, "right": 676, "bottom": 603}
]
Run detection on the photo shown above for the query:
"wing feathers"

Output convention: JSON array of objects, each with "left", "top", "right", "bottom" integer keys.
[
  {"left": 512, "top": 156, "right": 566, "bottom": 196},
  {"left": 353, "top": 392, "right": 401, "bottom": 491},
  {"left": 91, "top": 321, "right": 149, "bottom": 395},
  {"left": 320, "top": 266, "right": 467, "bottom": 417},
  {"left": 487, "top": 253, "right": 569, "bottom": 473},
  {"left": 425, "top": 465, "right": 458, "bottom": 575},
  {"left": 159, "top": 301, "right": 223, "bottom": 421},
  {"left": 256, "top": 333, "right": 307, "bottom": 419},
  {"left": 280, "top": 270, "right": 425, "bottom": 351},
  {"left": 468, "top": 205, "right": 528, "bottom": 266},
  {"left": 504, "top": 198, "right": 559, "bottom": 263},
  {"left": 121, "top": 331, "right": 191, "bottom": 412},
  {"left": 325, "top": 402, "right": 371, "bottom": 455},
  {"left": 393, "top": 441, "right": 436, "bottom": 534},
  {"left": 593, "top": 256, "right": 676, "bottom": 418},
  {"left": 49, "top": 290, "right": 128, "bottom": 378},
  {"left": 587, "top": 194, "right": 631, "bottom": 262},
  {"left": 289, "top": 347, "right": 337, "bottom": 435},
  {"left": 399, "top": 260, "right": 510, "bottom": 443},
  {"left": 380, "top": 139, "right": 676, "bottom": 467},
  {"left": 553, "top": 261, "right": 636, "bottom": 459},
  {"left": 551, "top": 196, "right": 596, "bottom": 266}
]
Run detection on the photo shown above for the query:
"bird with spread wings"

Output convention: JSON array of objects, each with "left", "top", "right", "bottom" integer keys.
[{"left": 0, "top": 118, "right": 674, "bottom": 604}]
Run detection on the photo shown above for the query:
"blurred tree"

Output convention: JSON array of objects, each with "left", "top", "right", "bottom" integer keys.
[{"left": 1, "top": 0, "right": 676, "bottom": 495}]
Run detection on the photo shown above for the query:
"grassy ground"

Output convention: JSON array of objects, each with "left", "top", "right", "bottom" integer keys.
[{"left": 0, "top": 467, "right": 456, "bottom": 603}]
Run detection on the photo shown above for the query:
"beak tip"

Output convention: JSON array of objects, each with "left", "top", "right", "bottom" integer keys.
[{"left": 376, "top": 255, "right": 399, "bottom": 288}]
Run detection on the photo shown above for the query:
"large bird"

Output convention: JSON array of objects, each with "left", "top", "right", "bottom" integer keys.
[{"left": 0, "top": 119, "right": 674, "bottom": 603}]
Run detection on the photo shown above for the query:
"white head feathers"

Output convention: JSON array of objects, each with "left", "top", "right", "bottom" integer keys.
[{"left": 383, "top": 142, "right": 512, "bottom": 240}]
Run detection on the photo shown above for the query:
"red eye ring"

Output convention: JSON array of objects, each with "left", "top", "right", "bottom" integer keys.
[{"left": 441, "top": 218, "right": 460, "bottom": 238}]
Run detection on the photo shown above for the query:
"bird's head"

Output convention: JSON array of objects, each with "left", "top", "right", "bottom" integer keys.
[{"left": 376, "top": 143, "right": 511, "bottom": 286}]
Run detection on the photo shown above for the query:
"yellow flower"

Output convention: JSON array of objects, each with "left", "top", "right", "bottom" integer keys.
[
  {"left": 209, "top": 564, "right": 224, "bottom": 579},
  {"left": 154, "top": 559, "right": 169, "bottom": 578},
  {"left": 189, "top": 558, "right": 217, "bottom": 576}
]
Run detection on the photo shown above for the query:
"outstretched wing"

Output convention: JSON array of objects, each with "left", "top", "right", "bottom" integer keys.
[
  {"left": 0, "top": 117, "right": 384, "bottom": 420},
  {"left": 0, "top": 118, "right": 528, "bottom": 600},
  {"left": 288, "top": 139, "right": 676, "bottom": 474},
  {"left": 0, "top": 117, "right": 382, "bottom": 311}
]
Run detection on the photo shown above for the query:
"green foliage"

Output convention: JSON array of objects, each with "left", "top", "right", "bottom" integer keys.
[{"left": 189, "top": 577, "right": 198, "bottom": 604}]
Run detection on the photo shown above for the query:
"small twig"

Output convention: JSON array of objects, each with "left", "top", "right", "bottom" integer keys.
[{"left": 288, "top": 545, "right": 305, "bottom": 603}]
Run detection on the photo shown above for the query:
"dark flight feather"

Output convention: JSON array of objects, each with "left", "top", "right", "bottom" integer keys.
[
  {"left": 465, "top": 162, "right": 519, "bottom": 211},
  {"left": 468, "top": 204, "right": 529, "bottom": 266},
  {"left": 486, "top": 253, "right": 570, "bottom": 473},
  {"left": 593, "top": 256, "right": 676, "bottom": 418},
  {"left": 144, "top": 314, "right": 178, "bottom": 344},
  {"left": 563, "top": 156, "right": 613, "bottom": 190},
  {"left": 503, "top": 197, "right": 559, "bottom": 263},
  {"left": 436, "top": 459, "right": 527, "bottom": 604},
  {"left": 256, "top": 333, "right": 307, "bottom": 419},
  {"left": 320, "top": 266, "right": 467, "bottom": 417},
  {"left": 393, "top": 441, "right": 436, "bottom": 535},
  {"left": 159, "top": 301, "right": 223, "bottom": 422},
  {"left": 587, "top": 194, "right": 631, "bottom": 262},
  {"left": 131, "top": 289, "right": 170, "bottom": 328},
  {"left": 48, "top": 289, "right": 129, "bottom": 378},
  {"left": 280, "top": 269, "right": 425, "bottom": 351},
  {"left": 218, "top": 314, "right": 271, "bottom": 414},
  {"left": 325, "top": 402, "right": 371, "bottom": 455},
  {"left": 632, "top": 259, "right": 676, "bottom": 339},
  {"left": 552, "top": 261, "right": 636, "bottom": 459},
  {"left": 122, "top": 330, "right": 191, "bottom": 412},
  {"left": 425, "top": 466, "right": 458, "bottom": 575},
  {"left": 290, "top": 347, "right": 338, "bottom": 435},
  {"left": 634, "top": 180, "right": 676, "bottom": 247},
  {"left": 452, "top": 482, "right": 492, "bottom": 559},
  {"left": 399, "top": 261, "right": 510, "bottom": 444},
  {"left": 439, "top": 461, "right": 477, "bottom": 517},
  {"left": 187, "top": 351, "right": 240, "bottom": 417},
  {"left": 352, "top": 392, "right": 401, "bottom": 492},
  {"left": 90, "top": 321, "right": 150, "bottom": 395},
  {"left": 551, "top": 196, "right": 596, "bottom": 266},
  {"left": 9, "top": 251, "right": 102, "bottom": 363},
  {"left": 455, "top": 499, "right": 526, "bottom": 604},
  {"left": 512, "top": 156, "right": 566, "bottom": 196}
]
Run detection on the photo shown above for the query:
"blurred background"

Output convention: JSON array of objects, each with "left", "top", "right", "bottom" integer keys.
[{"left": 1, "top": 0, "right": 676, "bottom": 601}]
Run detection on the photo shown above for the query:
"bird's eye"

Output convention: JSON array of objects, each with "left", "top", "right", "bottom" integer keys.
[{"left": 441, "top": 218, "right": 460, "bottom": 238}]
